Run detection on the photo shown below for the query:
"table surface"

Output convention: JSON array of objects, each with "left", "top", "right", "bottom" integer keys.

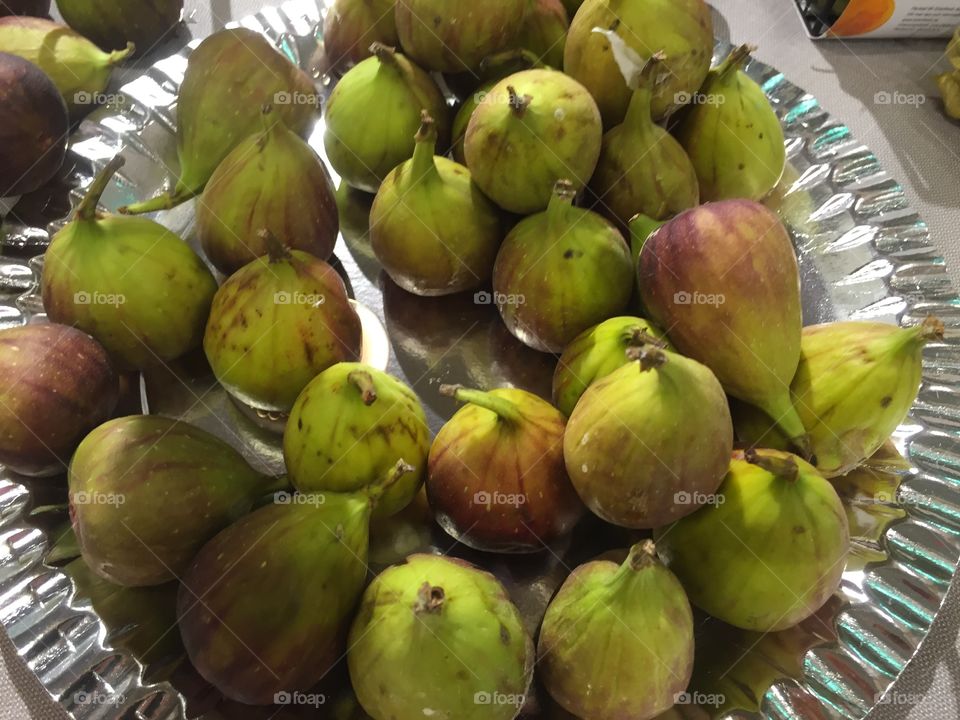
[{"left": 2, "top": 1, "right": 959, "bottom": 719}]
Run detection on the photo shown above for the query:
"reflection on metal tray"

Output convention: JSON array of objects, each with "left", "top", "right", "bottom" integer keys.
[{"left": 1, "top": 1, "right": 960, "bottom": 719}]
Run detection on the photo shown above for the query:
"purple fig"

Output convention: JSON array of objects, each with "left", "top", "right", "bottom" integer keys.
[
  {"left": 322, "top": 0, "right": 399, "bottom": 72},
  {"left": 0, "top": 0, "right": 50, "bottom": 16}
]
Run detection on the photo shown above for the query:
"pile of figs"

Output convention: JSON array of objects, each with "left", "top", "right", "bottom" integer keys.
[{"left": 0, "top": 1, "right": 947, "bottom": 719}]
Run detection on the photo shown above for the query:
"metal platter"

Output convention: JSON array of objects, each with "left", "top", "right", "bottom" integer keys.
[{"left": 1, "top": 1, "right": 959, "bottom": 719}]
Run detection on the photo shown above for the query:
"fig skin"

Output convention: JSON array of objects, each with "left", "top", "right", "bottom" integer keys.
[
  {"left": 552, "top": 316, "right": 671, "bottom": 417},
  {"left": 197, "top": 108, "right": 339, "bottom": 275},
  {"left": 322, "top": 0, "right": 399, "bottom": 72},
  {"left": 564, "top": 0, "right": 713, "bottom": 126},
  {"left": 0, "top": 0, "right": 50, "bottom": 16},
  {"left": 655, "top": 449, "right": 851, "bottom": 631},
  {"left": 69, "top": 415, "right": 282, "bottom": 587},
  {"left": 675, "top": 45, "right": 787, "bottom": 202},
  {"left": 395, "top": 0, "right": 528, "bottom": 73},
  {"left": 0, "top": 51, "right": 68, "bottom": 197},
  {"left": 56, "top": 0, "right": 183, "bottom": 56},
  {"left": 0, "top": 324, "right": 117, "bottom": 477},
  {"left": 465, "top": 69, "right": 602, "bottom": 213},
  {"left": 371, "top": 112, "right": 503, "bottom": 296},
  {"left": 564, "top": 346, "right": 734, "bottom": 529},
  {"left": 427, "top": 384, "right": 585, "bottom": 553},
  {"left": 516, "top": 0, "right": 569, "bottom": 70},
  {"left": 284, "top": 362, "right": 430, "bottom": 518},
  {"left": 122, "top": 28, "right": 320, "bottom": 213},
  {"left": 324, "top": 43, "right": 449, "bottom": 193},
  {"left": 42, "top": 157, "right": 218, "bottom": 371},
  {"left": 538, "top": 541, "right": 694, "bottom": 720},
  {"left": 348, "top": 554, "right": 535, "bottom": 720},
  {"left": 492, "top": 181, "right": 633, "bottom": 353},
  {"left": 637, "top": 200, "right": 809, "bottom": 456}
]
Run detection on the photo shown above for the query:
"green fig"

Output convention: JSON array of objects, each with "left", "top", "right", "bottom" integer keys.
[
  {"left": 395, "top": 0, "right": 527, "bottom": 73},
  {"left": 284, "top": 362, "right": 430, "bottom": 518},
  {"left": 178, "top": 464, "right": 409, "bottom": 705},
  {"left": 370, "top": 112, "right": 502, "bottom": 296},
  {"left": 56, "top": 0, "right": 183, "bottom": 57},
  {"left": 492, "top": 180, "right": 633, "bottom": 353},
  {"left": 538, "top": 541, "right": 694, "bottom": 720},
  {"left": 427, "top": 384, "right": 584, "bottom": 552},
  {"left": 0, "top": 0, "right": 50, "bottom": 16},
  {"left": 42, "top": 157, "right": 218, "bottom": 371},
  {"left": 121, "top": 28, "right": 320, "bottom": 214},
  {"left": 324, "top": 43, "right": 449, "bottom": 193},
  {"left": 0, "top": 324, "right": 117, "bottom": 477},
  {"left": 564, "top": 0, "right": 713, "bottom": 126},
  {"left": 348, "top": 554, "right": 535, "bottom": 720},
  {"left": 465, "top": 69, "right": 602, "bottom": 213},
  {"left": 637, "top": 200, "right": 809, "bottom": 456},
  {"left": 564, "top": 345, "right": 733, "bottom": 528},
  {"left": 589, "top": 53, "right": 699, "bottom": 226},
  {"left": 0, "top": 51, "right": 68, "bottom": 197},
  {"left": 730, "top": 399, "right": 792, "bottom": 452},
  {"left": 655, "top": 449, "right": 850, "bottom": 631},
  {"left": 552, "top": 316, "right": 671, "bottom": 417},
  {"left": 69, "top": 415, "right": 282, "bottom": 587},
  {"left": 0, "top": 17, "right": 133, "bottom": 115},
  {"left": 197, "top": 107, "right": 339, "bottom": 275},
  {"left": 792, "top": 317, "right": 944, "bottom": 477},
  {"left": 516, "top": 0, "right": 569, "bottom": 69},
  {"left": 675, "top": 45, "right": 786, "bottom": 202},
  {"left": 322, "top": 0, "right": 399, "bottom": 71},
  {"left": 627, "top": 213, "right": 666, "bottom": 267}
]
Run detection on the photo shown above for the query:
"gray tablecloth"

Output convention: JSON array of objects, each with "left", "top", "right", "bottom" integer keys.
[{"left": 2, "top": 1, "right": 959, "bottom": 718}]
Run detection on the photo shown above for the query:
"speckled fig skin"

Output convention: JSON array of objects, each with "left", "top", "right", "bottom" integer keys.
[
  {"left": 564, "top": 0, "right": 712, "bottom": 126},
  {"left": 69, "top": 415, "right": 280, "bottom": 587},
  {"left": 465, "top": 69, "right": 603, "bottom": 214},
  {"left": 516, "top": 0, "right": 569, "bottom": 69},
  {"left": 348, "top": 554, "right": 535, "bottom": 720},
  {"left": 538, "top": 541, "right": 694, "bottom": 720},
  {"left": 427, "top": 384, "right": 584, "bottom": 552},
  {"left": 57, "top": 0, "right": 182, "bottom": 56},
  {"left": 203, "top": 244, "right": 362, "bottom": 413},
  {"left": 655, "top": 449, "right": 851, "bottom": 631},
  {"left": 0, "top": 0, "right": 50, "bottom": 16},
  {"left": 322, "top": 0, "right": 398, "bottom": 71},
  {"left": 564, "top": 347, "right": 734, "bottom": 528},
  {"left": 395, "top": 0, "right": 528, "bottom": 73},
  {"left": 284, "top": 362, "right": 430, "bottom": 518},
  {"left": 197, "top": 107, "right": 339, "bottom": 275},
  {"left": 0, "top": 324, "right": 117, "bottom": 477},
  {"left": 492, "top": 181, "right": 633, "bottom": 353},
  {"left": 638, "top": 200, "right": 809, "bottom": 455}
]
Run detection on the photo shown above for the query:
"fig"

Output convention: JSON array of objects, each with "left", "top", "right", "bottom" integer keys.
[
  {"left": 178, "top": 463, "right": 410, "bottom": 705},
  {"left": 627, "top": 213, "right": 666, "bottom": 266},
  {"left": 637, "top": 200, "right": 809, "bottom": 455},
  {"left": 395, "top": 0, "right": 527, "bottom": 73},
  {"left": 655, "top": 449, "right": 850, "bottom": 631},
  {"left": 564, "top": 345, "right": 733, "bottom": 528},
  {"left": 284, "top": 362, "right": 430, "bottom": 518},
  {"left": 516, "top": 0, "right": 569, "bottom": 70},
  {"left": 324, "top": 43, "right": 449, "bottom": 193},
  {"left": 348, "top": 554, "right": 534, "bottom": 720},
  {"left": 492, "top": 180, "right": 633, "bottom": 353},
  {"left": 589, "top": 53, "right": 699, "bottom": 226},
  {"left": 0, "top": 324, "right": 117, "bottom": 476},
  {"left": 427, "top": 384, "right": 584, "bottom": 552},
  {"left": 0, "top": 17, "right": 133, "bottom": 114},
  {"left": 538, "top": 541, "right": 694, "bottom": 720},
  {"left": 675, "top": 45, "right": 786, "bottom": 202},
  {"left": 41, "top": 157, "right": 217, "bottom": 370},
  {"left": 203, "top": 239, "right": 362, "bottom": 412},
  {"left": 0, "top": 0, "right": 50, "bottom": 16},
  {"left": 370, "top": 112, "right": 502, "bottom": 296},
  {"left": 322, "top": 0, "right": 399, "bottom": 72},
  {"left": 552, "top": 316, "right": 670, "bottom": 416},
  {"left": 792, "top": 317, "right": 944, "bottom": 477},
  {"left": 56, "top": 0, "right": 183, "bottom": 56},
  {"left": 69, "top": 415, "right": 282, "bottom": 586},
  {"left": 121, "top": 28, "right": 320, "bottom": 213},
  {"left": 563, "top": 0, "right": 713, "bottom": 126},
  {"left": 0, "top": 51, "right": 68, "bottom": 197},
  {"left": 465, "top": 69, "right": 602, "bottom": 213},
  {"left": 197, "top": 107, "right": 339, "bottom": 275}
]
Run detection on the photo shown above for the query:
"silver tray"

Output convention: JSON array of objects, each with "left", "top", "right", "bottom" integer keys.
[{"left": 1, "top": 2, "right": 959, "bottom": 719}]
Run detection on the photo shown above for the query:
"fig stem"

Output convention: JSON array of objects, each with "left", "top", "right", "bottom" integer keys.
[
  {"left": 411, "top": 110, "right": 439, "bottom": 178},
  {"left": 348, "top": 370, "right": 378, "bottom": 405},
  {"left": 76, "top": 155, "right": 125, "bottom": 221},
  {"left": 716, "top": 44, "right": 756, "bottom": 78},
  {"left": 625, "top": 345, "right": 668, "bottom": 371},
  {"left": 366, "top": 458, "right": 415, "bottom": 509},
  {"left": 626, "top": 540, "right": 659, "bottom": 570},
  {"left": 371, "top": 42, "right": 398, "bottom": 67},
  {"left": 919, "top": 315, "right": 946, "bottom": 342},
  {"left": 258, "top": 229, "right": 292, "bottom": 263},
  {"left": 118, "top": 183, "right": 200, "bottom": 215},
  {"left": 744, "top": 448, "right": 800, "bottom": 482},
  {"left": 413, "top": 583, "right": 446, "bottom": 615},
  {"left": 507, "top": 86, "right": 532, "bottom": 117},
  {"left": 107, "top": 42, "right": 136, "bottom": 65},
  {"left": 625, "top": 327, "right": 667, "bottom": 349},
  {"left": 440, "top": 384, "right": 522, "bottom": 424}
]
